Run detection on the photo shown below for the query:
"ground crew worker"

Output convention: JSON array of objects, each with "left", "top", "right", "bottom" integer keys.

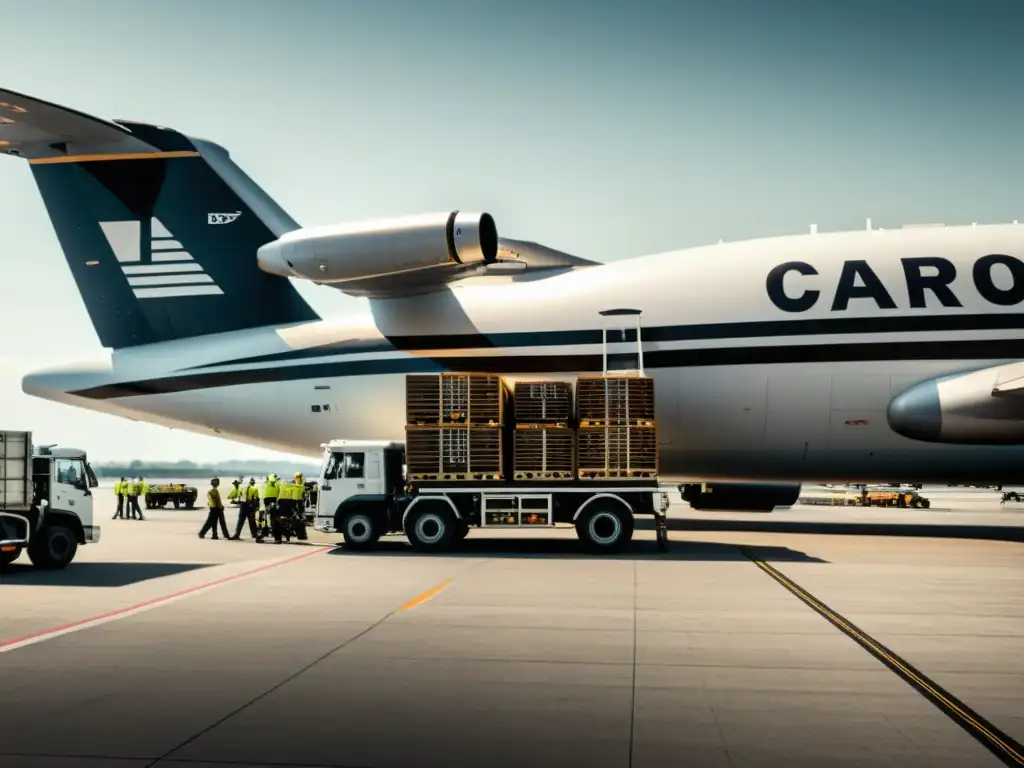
[
  {"left": 260, "top": 473, "right": 281, "bottom": 543},
  {"left": 112, "top": 477, "right": 126, "bottom": 519},
  {"left": 140, "top": 477, "right": 149, "bottom": 512},
  {"left": 227, "top": 479, "right": 242, "bottom": 505},
  {"left": 231, "top": 478, "right": 260, "bottom": 540},
  {"left": 286, "top": 473, "right": 309, "bottom": 541},
  {"left": 199, "top": 478, "right": 229, "bottom": 539},
  {"left": 127, "top": 476, "right": 145, "bottom": 520}
]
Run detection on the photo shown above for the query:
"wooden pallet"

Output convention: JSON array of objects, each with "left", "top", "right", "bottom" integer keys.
[
  {"left": 513, "top": 470, "right": 574, "bottom": 481},
  {"left": 513, "top": 381, "right": 573, "bottom": 425},
  {"left": 576, "top": 375, "right": 654, "bottom": 426},
  {"left": 405, "top": 424, "right": 504, "bottom": 478},
  {"left": 577, "top": 469, "right": 658, "bottom": 480},
  {"left": 576, "top": 424, "right": 658, "bottom": 474},
  {"left": 406, "top": 373, "right": 508, "bottom": 426},
  {"left": 513, "top": 426, "right": 574, "bottom": 478},
  {"left": 409, "top": 471, "right": 504, "bottom": 482}
]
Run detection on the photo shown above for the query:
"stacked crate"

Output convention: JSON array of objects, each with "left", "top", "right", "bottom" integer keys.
[
  {"left": 575, "top": 375, "right": 657, "bottom": 479},
  {"left": 405, "top": 373, "right": 508, "bottom": 481},
  {"left": 513, "top": 381, "right": 575, "bottom": 481}
]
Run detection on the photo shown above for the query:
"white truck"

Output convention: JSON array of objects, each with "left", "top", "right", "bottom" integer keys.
[
  {"left": 0, "top": 432, "right": 100, "bottom": 570},
  {"left": 312, "top": 439, "right": 671, "bottom": 554}
]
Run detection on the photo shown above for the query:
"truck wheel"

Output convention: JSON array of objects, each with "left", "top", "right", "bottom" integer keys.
[
  {"left": 1, "top": 546, "right": 22, "bottom": 568},
  {"left": 27, "top": 524, "right": 78, "bottom": 570},
  {"left": 405, "top": 504, "right": 457, "bottom": 552},
  {"left": 921, "top": 499, "right": 931, "bottom": 509},
  {"left": 576, "top": 501, "right": 634, "bottom": 554},
  {"left": 342, "top": 512, "right": 380, "bottom": 550}
]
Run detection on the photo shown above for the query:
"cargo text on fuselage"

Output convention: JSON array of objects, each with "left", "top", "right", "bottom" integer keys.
[{"left": 766, "top": 255, "right": 1024, "bottom": 312}]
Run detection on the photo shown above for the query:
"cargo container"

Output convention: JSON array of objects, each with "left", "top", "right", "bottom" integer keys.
[
  {"left": 577, "top": 424, "right": 657, "bottom": 479},
  {"left": 405, "top": 372, "right": 508, "bottom": 426},
  {"left": 512, "top": 381, "right": 573, "bottom": 426},
  {"left": 313, "top": 310, "right": 671, "bottom": 554},
  {"left": 576, "top": 375, "right": 655, "bottom": 426},
  {"left": 405, "top": 424, "right": 504, "bottom": 481},
  {"left": 513, "top": 425, "right": 575, "bottom": 480}
]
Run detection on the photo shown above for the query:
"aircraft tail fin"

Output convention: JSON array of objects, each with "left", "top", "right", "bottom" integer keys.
[{"left": 1, "top": 87, "right": 320, "bottom": 349}]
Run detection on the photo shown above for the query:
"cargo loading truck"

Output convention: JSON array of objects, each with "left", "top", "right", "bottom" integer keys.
[
  {"left": 0, "top": 431, "right": 100, "bottom": 570},
  {"left": 314, "top": 310, "right": 672, "bottom": 554}
]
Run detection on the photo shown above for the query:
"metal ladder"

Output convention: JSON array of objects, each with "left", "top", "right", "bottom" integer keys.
[{"left": 598, "top": 307, "right": 645, "bottom": 376}]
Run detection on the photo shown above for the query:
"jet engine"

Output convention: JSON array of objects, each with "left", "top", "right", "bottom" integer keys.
[
  {"left": 257, "top": 211, "right": 498, "bottom": 284},
  {"left": 679, "top": 482, "right": 802, "bottom": 511},
  {"left": 888, "top": 361, "right": 1024, "bottom": 444}
]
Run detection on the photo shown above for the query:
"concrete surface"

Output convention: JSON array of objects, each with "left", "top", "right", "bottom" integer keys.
[{"left": 0, "top": 487, "right": 1021, "bottom": 767}]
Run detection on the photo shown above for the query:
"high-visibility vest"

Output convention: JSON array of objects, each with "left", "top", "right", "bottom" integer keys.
[
  {"left": 263, "top": 480, "right": 280, "bottom": 499},
  {"left": 228, "top": 485, "right": 240, "bottom": 501},
  {"left": 114, "top": 481, "right": 123, "bottom": 496},
  {"left": 246, "top": 485, "right": 260, "bottom": 501},
  {"left": 207, "top": 486, "right": 222, "bottom": 508},
  {"left": 141, "top": 481, "right": 149, "bottom": 495}
]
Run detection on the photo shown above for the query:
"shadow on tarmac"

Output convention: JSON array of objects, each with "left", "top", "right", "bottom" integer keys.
[
  {"left": 0, "top": 561, "right": 213, "bottom": 587},
  {"left": 327, "top": 537, "right": 828, "bottom": 563},
  {"left": 660, "top": 517, "right": 1024, "bottom": 542}
]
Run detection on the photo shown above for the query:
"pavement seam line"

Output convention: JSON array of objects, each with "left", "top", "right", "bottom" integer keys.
[
  {"left": 627, "top": 559, "right": 638, "bottom": 768},
  {"left": 738, "top": 545, "right": 1024, "bottom": 768},
  {"left": 146, "top": 576, "right": 456, "bottom": 767},
  {"left": 0, "top": 546, "right": 329, "bottom": 653}
]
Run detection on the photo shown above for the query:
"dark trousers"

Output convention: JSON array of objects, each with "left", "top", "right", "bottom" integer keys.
[
  {"left": 200, "top": 506, "right": 229, "bottom": 539},
  {"left": 127, "top": 495, "right": 144, "bottom": 520},
  {"left": 233, "top": 502, "right": 258, "bottom": 539},
  {"left": 114, "top": 495, "right": 124, "bottom": 519}
]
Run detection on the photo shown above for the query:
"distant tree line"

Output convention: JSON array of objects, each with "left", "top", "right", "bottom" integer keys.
[{"left": 93, "top": 458, "right": 319, "bottom": 479}]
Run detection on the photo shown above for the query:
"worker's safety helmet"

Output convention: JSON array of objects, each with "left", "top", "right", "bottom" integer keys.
[
  {"left": 294, "top": 472, "right": 303, "bottom": 480},
  {"left": 232, "top": 479, "right": 240, "bottom": 485},
  {"left": 249, "top": 477, "right": 256, "bottom": 484}
]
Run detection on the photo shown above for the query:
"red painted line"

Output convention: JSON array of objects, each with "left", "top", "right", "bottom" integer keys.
[{"left": 0, "top": 545, "right": 329, "bottom": 653}]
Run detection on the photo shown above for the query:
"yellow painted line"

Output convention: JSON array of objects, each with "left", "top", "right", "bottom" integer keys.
[
  {"left": 741, "top": 548, "right": 1024, "bottom": 766},
  {"left": 29, "top": 150, "right": 200, "bottom": 165},
  {"left": 398, "top": 578, "right": 453, "bottom": 611}
]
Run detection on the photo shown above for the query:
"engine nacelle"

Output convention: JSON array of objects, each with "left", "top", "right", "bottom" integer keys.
[
  {"left": 680, "top": 482, "right": 802, "bottom": 512},
  {"left": 888, "top": 362, "right": 1024, "bottom": 444},
  {"left": 257, "top": 211, "right": 498, "bottom": 283}
]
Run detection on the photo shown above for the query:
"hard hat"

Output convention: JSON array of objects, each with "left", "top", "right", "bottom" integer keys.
[{"left": 249, "top": 477, "right": 256, "bottom": 483}]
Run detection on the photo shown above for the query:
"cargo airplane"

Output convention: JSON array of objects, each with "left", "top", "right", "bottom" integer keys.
[{"left": 3, "top": 86, "right": 1024, "bottom": 511}]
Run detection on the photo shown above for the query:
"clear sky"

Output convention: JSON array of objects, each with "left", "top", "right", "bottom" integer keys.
[{"left": 1, "top": 0, "right": 1022, "bottom": 463}]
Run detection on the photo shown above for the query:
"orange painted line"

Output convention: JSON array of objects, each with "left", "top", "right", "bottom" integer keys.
[
  {"left": 29, "top": 150, "right": 200, "bottom": 165},
  {"left": 398, "top": 578, "right": 453, "bottom": 611}
]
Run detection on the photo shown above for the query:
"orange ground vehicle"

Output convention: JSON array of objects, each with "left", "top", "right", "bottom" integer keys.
[{"left": 855, "top": 489, "right": 931, "bottom": 509}]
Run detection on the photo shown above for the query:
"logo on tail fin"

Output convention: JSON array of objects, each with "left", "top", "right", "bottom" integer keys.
[
  {"left": 97, "top": 218, "right": 224, "bottom": 299},
  {"left": 208, "top": 212, "right": 242, "bottom": 225}
]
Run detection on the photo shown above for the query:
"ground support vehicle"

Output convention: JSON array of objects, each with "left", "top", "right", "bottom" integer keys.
[
  {"left": 144, "top": 483, "right": 199, "bottom": 510},
  {"left": 314, "top": 445, "right": 670, "bottom": 554},
  {"left": 313, "top": 311, "right": 672, "bottom": 554},
  {"left": 0, "top": 432, "right": 100, "bottom": 570},
  {"left": 855, "top": 488, "right": 931, "bottom": 509}
]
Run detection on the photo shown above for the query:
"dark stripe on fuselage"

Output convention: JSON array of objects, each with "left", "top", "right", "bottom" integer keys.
[
  {"left": 185, "top": 312, "right": 1024, "bottom": 369},
  {"left": 72, "top": 338, "right": 1024, "bottom": 400}
]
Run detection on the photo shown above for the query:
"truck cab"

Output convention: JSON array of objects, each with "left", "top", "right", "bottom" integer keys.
[
  {"left": 27, "top": 445, "right": 99, "bottom": 568},
  {"left": 313, "top": 439, "right": 406, "bottom": 541}
]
